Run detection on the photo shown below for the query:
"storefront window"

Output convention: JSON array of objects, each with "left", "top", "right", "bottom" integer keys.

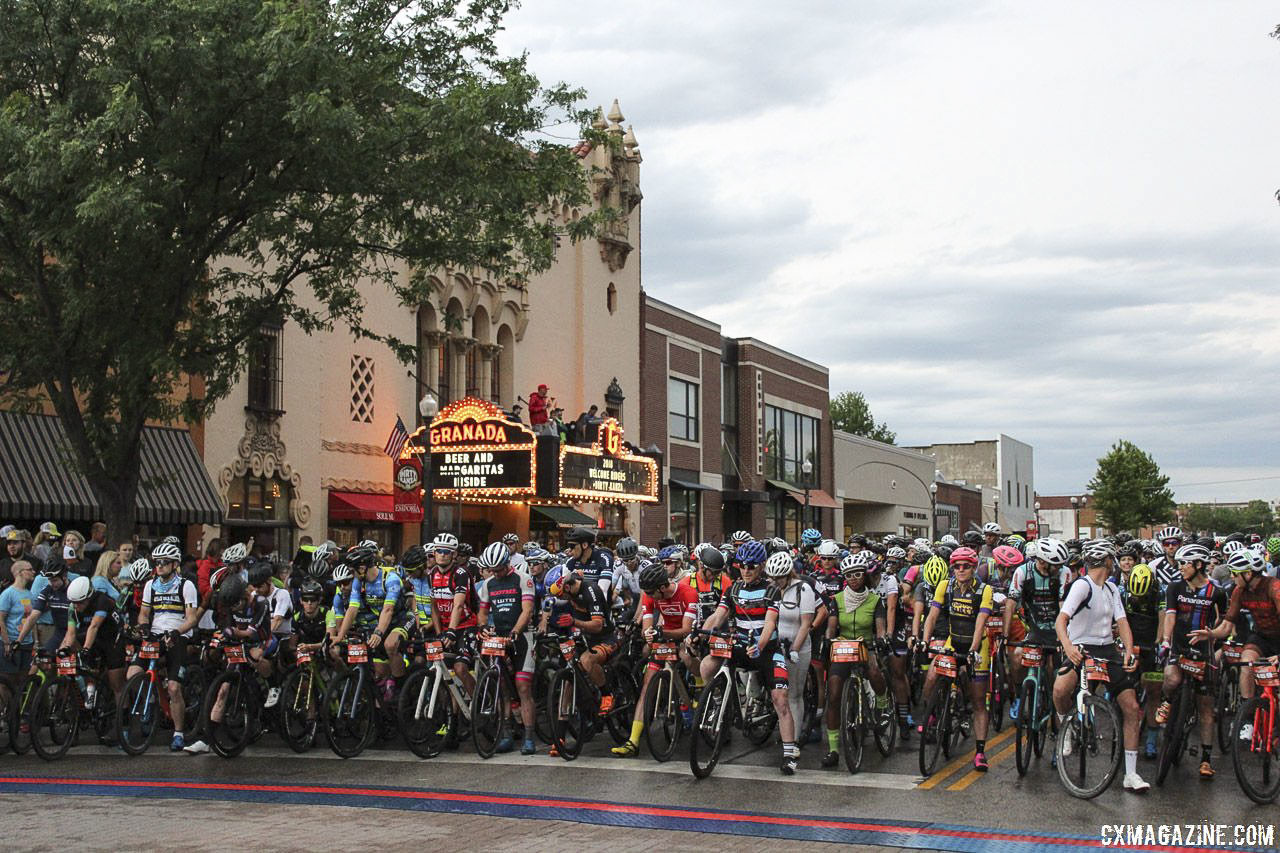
[
  {"left": 669, "top": 485, "right": 700, "bottom": 545},
  {"left": 225, "top": 473, "right": 294, "bottom": 559},
  {"left": 763, "top": 405, "right": 820, "bottom": 485},
  {"left": 765, "top": 495, "right": 802, "bottom": 544}
]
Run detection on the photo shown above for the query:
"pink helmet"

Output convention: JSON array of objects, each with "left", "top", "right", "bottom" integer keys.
[
  {"left": 949, "top": 547, "right": 978, "bottom": 566},
  {"left": 992, "top": 545, "right": 1025, "bottom": 569}
]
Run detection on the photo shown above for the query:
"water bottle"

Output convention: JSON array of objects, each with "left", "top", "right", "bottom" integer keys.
[{"left": 85, "top": 682, "right": 97, "bottom": 709}]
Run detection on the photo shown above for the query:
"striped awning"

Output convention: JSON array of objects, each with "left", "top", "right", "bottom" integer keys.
[{"left": 0, "top": 411, "right": 224, "bottom": 525}]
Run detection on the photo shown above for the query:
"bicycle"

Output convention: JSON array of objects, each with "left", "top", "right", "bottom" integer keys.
[
  {"left": 1229, "top": 655, "right": 1280, "bottom": 804},
  {"left": 688, "top": 631, "right": 784, "bottom": 779},
  {"left": 917, "top": 639, "right": 973, "bottom": 777},
  {"left": 7, "top": 647, "right": 54, "bottom": 754},
  {"left": 1156, "top": 647, "right": 1212, "bottom": 785},
  {"left": 202, "top": 635, "right": 268, "bottom": 758},
  {"left": 641, "top": 638, "right": 695, "bottom": 761},
  {"left": 1216, "top": 640, "right": 1244, "bottom": 752},
  {"left": 1055, "top": 647, "right": 1124, "bottom": 799},
  {"left": 985, "top": 616, "right": 1007, "bottom": 733},
  {"left": 530, "top": 633, "right": 568, "bottom": 745},
  {"left": 547, "top": 630, "right": 640, "bottom": 761},
  {"left": 1012, "top": 640, "right": 1057, "bottom": 776},
  {"left": 831, "top": 637, "right": 895, "bottom": 773},
  {"left": 115, "top": 633, "right": 204, "bottom": 756},
  {"left": 278, "top": 642, "right": 329, "bottom": 753},
  {"left": 470, "top": 633, "right": 521, "bottom": 759},
  {"left": 398, "top": 636, "right": 473, "bottom": 758},
  {"left": 29, "top": 648, "right": 116, "bottom": 760},
  {"left": 322, "top": 631, "right": 389, "bottom": 758}
]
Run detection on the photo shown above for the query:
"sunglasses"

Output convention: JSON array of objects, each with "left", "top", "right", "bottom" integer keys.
[
  {"left": 843, "top": 570, "right": 865, "bottom": 579},
  {"left": 300, "top": 597, "right": 321, "bottom": 604},
  {"left": 661, "top": 559, "right": 679, "bottom": 566}
]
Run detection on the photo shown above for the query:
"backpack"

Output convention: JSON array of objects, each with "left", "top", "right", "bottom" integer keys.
[{"left": 1066, "top": 575, "right": 1119, "bottom": 618}]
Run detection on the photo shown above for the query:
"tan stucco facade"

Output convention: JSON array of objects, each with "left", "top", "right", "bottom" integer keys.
[{"left": 833, "top": 430, "right": 938, "bottom": 539}]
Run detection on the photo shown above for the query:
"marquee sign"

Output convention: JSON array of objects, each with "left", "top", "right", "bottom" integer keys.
[
  {"left": 559, "top": 417, "right": 658, "bottom": 503},
  {"left": 409, "top": 398, "right": 537, "bottom": 497}
]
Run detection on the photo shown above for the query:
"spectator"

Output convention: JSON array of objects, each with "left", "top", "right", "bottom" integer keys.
[
  {"left": 529, "top": 384, "right": 554, "bottom": 435},
  {"left": 550, "top": 407, "right": 568, "bottom": 442},
  {"left": 0, "top": 560, "right": 36, "bottom": 683},
  {"left": 91, "top": 550, "right": 123, "bottom": 603},
  {"left": 117, "top": 540, "right": 135, "bottom": 567},
  {"left": 197, "top": 538, "right": 225, "bottom": 599},
  {"left": 573, "top": 405, "right": 599, "bottom": 444},
  {"left": 83, "top": 521, "right": 108, "bottom": 564},
  {"left": 61, "top": 530, "right": 90, "bottom": 577},
  {"left": 1, "top": 530, "right": 27, "bottom": 588},
  {"left": 32, "top": 522, "right": 61, "bottom": 565}
]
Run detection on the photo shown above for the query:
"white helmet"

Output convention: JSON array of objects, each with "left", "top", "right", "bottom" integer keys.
[
  {"left": 67, "top": 575, "right": 93, "bottom": 603},
  {"left": 764, "top": 551, "right": 794, "bottom": 578},
  {"left": 151, "top": 541, "right": 181, "bottom": 563},
  {"left": 1155, "top": 525, "right": 1183, "bottom": 543},
  {"left": 432, "top": 532, "right": 459, "bottom": 551},
  {"left": 331, "top": 563, "right": 354, "bottom": 583},
  {"left": 840, "top": 551, "right": 875, "bottom": 573},
  {"left": 1227, "top": 548, "right": 1266, "bottom": 575},
  {"left": 886, "top": 546, "right": 907, "bottom": 561},
  {"left": 479, "top": 541, "right": 511, "bottom": 569},
  {"left": 982, "top": 522, "right": 1002, "bottom": 536},
  {"left": 940, "top": 534, "right": 959, "bottom": 546},
  {"left": 1036, "top": 538, "right": 1069, "bottom": 566},
  {"left": 816, "top": 540, "right": 840, "bottom": 558},
  {"left": 1082, "top": 539, "right": 1117, "bottom": 564},
  {"left": 222, "top": 542, "right": 249, "bottom": 564},
  {"left": 1221, "top": 541, "right": 1246, "bottom": 556},
  {"left": 1174, "top": 543, "right": 1210, "bottom": 564}
]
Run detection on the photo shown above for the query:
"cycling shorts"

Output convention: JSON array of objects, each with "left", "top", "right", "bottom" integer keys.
[
  {"left": 1244, "top": 632, "right": 1280, "bottom": 659},
  {"left": 1057, "top": 643, "right": 1137, "bottom": 695},
  {"left": 943, "top": 633, "right": 991, "bottom": 678},
  {"left": 77, "top": 630, "right": 126, "bottom": 671},
  {"left": 716, "top": 640, "right": 788, "bottom": 693},
  {"left": 585, "top": 629, "right": 620, "bottom": 664}
]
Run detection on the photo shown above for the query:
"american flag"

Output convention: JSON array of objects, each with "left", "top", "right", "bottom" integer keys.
[{"left": 383, "top": 415, "right": 410, "bottom": 458}]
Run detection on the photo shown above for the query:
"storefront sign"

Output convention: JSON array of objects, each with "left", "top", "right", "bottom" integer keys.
[
  {"left": 559, "top": 417, "right": 658, "bottom": 502},
  {"left": 411, "top": 398, "right": 537, "bottom": 498},
  {"left": 392, "top": 457, "right": 423, "bottom": 522}
]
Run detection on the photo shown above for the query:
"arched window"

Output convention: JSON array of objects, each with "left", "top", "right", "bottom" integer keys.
[
  {"left": 606, "top": 282, "right": 617, "bottom": 314},
  {"left": 495, "top": 324, "right": 515, "bottom": 407}
]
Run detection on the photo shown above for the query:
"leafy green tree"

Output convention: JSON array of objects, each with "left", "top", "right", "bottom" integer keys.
[
  {"left": 1182, "top": 500, "right": 1275, "bottom": 536},
  {"left": 1087, "top": 440, "right": 1176, "bottom": 533},
  {"left": 830, "top": 391, "right": 896, "bottom": 444},
  {"left": 0, "top": 0, "right": 600, "bottom": 537}
]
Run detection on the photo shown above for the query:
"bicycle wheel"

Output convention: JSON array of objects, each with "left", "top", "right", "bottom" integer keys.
[
  {"left": 605, "top": 666, "right": 639, "bottom": 745},
  {"left": 279, "top": 666, "right": 323, "bottom": 753},
  {"left": 204, "top": 670, "right": 252, "bottom": 758},
  {"left": 872, "top": 688, "right": 897, "bottom": 757},
  {"left": 181, "top": 666, "right": 208, "bottom": 741},
  {"left": 1015, "top": 679, "right": 1036, "bottom": 776},
  {"left": 840, "top": 676, "right": 865, "bottom": 773},
  {"left": 1215, "top": 674, "right": 1238, "bottom": 753},
  {"left": 549, "top": 667, "right": 588, "bottom": 760},
  {"left": 643, "top": 668, "right": 681, "bottom": 762},
  {"left": 322, "top": 669, "right": 375, "bottom": 758},
  {"left": 1156, "top": 685, "right": 1190, "bottom": 785},
  {"left": 1056, "top": 692, "right": 1123, "bottom": 799},
  {"left": 1231, "top": 696, "right": 1280, "bottom": 804},
  {"left": 471, "top": 665, "right": 508, "bottom": 759},
  {"left": 798, "top": 663, "right": 821, "bottom": 745},
  {"left": 88, "top": 678, "right": 117, "bottom": 745},
  {"left": 742, "top": 675, "right": 777, "bottom": 747},
  {"left": 30, "top": 677, "right": 80, "bottom": 761},
  {"left": 115, "top": 671, "right": 160, "bottom": 755},
  {"left": 918, "top": 688, "right": 946, "bottom": 776},
  {"left": 690, "top": 675, "right": 732, "bottom": 779},
  {"left": 989, "top": 652, "right": 1006, "bottom": 734},
  {"left": 940, "top": 684, "right": 959, "bottom": 759},
  {"left": 532, "top": 660, "right": 559, "bottom": 744},
  {"left": 398, "top": 667, "right": 446, "bottom": 759},
  {"left": 9, "top": 673, "right": 44, "bottom": 754}
]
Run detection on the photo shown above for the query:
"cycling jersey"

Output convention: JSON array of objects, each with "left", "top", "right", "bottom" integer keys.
[
  {"left": 1122, "top": 588, "right": 1161, "bottom": 649},
  {"left": 640, "top": 582, "right": 697, "bottom": 633},
  {"left": 774, "top": 579, "right": 818, "bottom": 653},
  {"left": 293, "top": 607, "right": 329, "bottom": 645},
  {"left": 262, "top": 584, "right": 294, "bottom": 636},
  {"left": 683, "top": 571, "right": 731, "bottom": 627},
  {"left": 68, "top": 591, "right": 120, "bottom": 642},
  {"left": 830, "top": 587, "right": 881, "bottom": 641},
  {"left": 566, "top": 547, "right": 613, "bottom": 593},
  {"left": 1061, "top": 576, "right": 1125, "bottom": 647},
  {"left": 914, "top": 580, "right": 948, "bottom": 638},
  {"left": 1225, "top": 576, "right": 1280, "bottom": 640},
  {"left": 1009, "top": 564, "right": 1068, "bottom": 636},
  {"left": 717, "top": 578, "right": 779, "bottom": 637},
  {"left": 1164, "top": 578, "right": 1227, "bottom": 651},
  {"left": 348, "top": 568, "right": 405, "bottom": 628},
  {"left": 430, "top": 565, "right": 476, "bottom": 629},
  {"left": 479, "top": 569, "right": 535, "bottom": 636},
  {"left": 404, "top": 574, "right": 434, "bottom": 629},
  {"left": 570, "top": 580, "right": 613, "bottom": 634},
  {"left": 220, "top": 596, "right": 269, "bottom": 641},
  {"left": 931, "top": 578, "right": 993, "bottom": 648},
  {"left": 1149, "top": 555, "right": 1180, "bottom": 592},
  {"left": 141, "top": 575, "right": 198, "bottom": 637}
]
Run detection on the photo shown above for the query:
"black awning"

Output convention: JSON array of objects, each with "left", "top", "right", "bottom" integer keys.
[
  {"left": 670, "top": 477, "right": 717, "bottom": 492},
  {"left": 530, "top": 505, "right": 595, "bottom": 527},
  {"left": 0, "top": 412, "right": 224, "bottom": 525}
]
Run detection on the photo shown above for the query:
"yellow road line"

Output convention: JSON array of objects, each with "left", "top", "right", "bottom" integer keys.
[
  {"left": 946, "top": 739, "right": 1018, "bottom": 791},
  {"left": 916, "top": 726, "right": 1014, "bottom": 789}
]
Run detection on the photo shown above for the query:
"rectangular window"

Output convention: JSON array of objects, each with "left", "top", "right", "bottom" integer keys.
[
  {"left": 668, "top": 377, "right": 699, "bottom": 442},
  {"left": 246, "top": 325, "right": 283, "bottom": 413},
  {"left": 763, "top": 404, "right": 820, "bottom": 485},
  {"left": 668, "top": 486, "right": 700, "bottom": 544},
  {"left": 465, "top": 345, "right": 479, "bottom": 398},
  {"left": 1006, "top": 479, "right": 1012, "bottom": 504}
]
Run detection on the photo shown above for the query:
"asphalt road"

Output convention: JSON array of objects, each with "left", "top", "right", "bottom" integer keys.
[{"left": 2, "top": 718, "right": 1276, "bottom": 853}]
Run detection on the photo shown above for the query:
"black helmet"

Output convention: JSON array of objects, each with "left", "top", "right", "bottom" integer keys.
[
  {"left": 565, "top": 526, "right": 596, "bottom": 545},
  {"left": 962, "top": 531, "right": 983, "bottom": 547},
  {"left": 638, "top": 563, "right": 667, "bottom": 593},
  {"left": 457, "top": 543, "right": 474, "bottom": 559},
  {"left": 699, "top": 547, "right": 725, "bottom": 572},
  {"left": 615, "top": 537, "right": 638, "bottom": 560},
  {"left": 401, "top": 544, "right": 428, "bottom": 571},
  {"left": 848, "top": 534, "right": 868, "bottom": 547},
  {"left": 1196, "top": 536, "right": 1216, "bottom": 550},
  {"left": 299, "top": 579, "right": 324, "bottom": 600},
  {"left": 345, "top": 542, "right": 379, "bottom": 567},
  {"left": 247, "top": 562, "right": 273, "bottom": 586},
  {"left": 219, "top": 576, "right": 247, "bottom": 607}
]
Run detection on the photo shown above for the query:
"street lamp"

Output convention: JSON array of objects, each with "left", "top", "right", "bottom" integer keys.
[
  {"left": 992, "top": 493, "right": 1000, "bottom": 531},
  {"left": 801, "top": 458, "right": 813, "bottom": 532},
  {"left": 929, "top": 482, "right": 939, "bottom": 540},
  {"left": 418, "top": 391, "right": 439, "bottom": 545},
  {"left": 1033, "top": 500, "right": 1042, "bottom": 539},
  {"left": 1070, "top": 495, "right": 1079, "bottom": 539}
]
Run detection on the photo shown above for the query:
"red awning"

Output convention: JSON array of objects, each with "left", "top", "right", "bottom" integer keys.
[
  {"left": 328, "top": 491, "right": 396, "bottom": 523},
  {"left": 783, "top": 487, "right": 841, "bottom": 510}
]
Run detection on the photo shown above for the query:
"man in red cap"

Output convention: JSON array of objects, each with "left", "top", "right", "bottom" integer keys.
[{"left": 529, "top": 384, "right": 551, "bottom": 434}]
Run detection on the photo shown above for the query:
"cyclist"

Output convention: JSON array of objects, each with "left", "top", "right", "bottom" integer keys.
[
  {"left": 680, "top": 544, "right": 731, "bottom": 675},
  {"left": 979, "top": 522, "right": 1002, "bottom": 561},
  {"left": 657, "top": 545, "right": 685, "bottom": 586},
  {"left": 428, "top": 532, "right": 477, "bottom": 700},
  {"left": 1122, "top": 564, "right": 1164, "bottom": 758},
  {"left": 699, "top": 541, "right": 796, "bottom": 774},
  {"left": 293, "top": 579, "right": 331, "bottom": 659},
  {"left": 565, "top": 526, "right": 612, "bottom": 595},
  {"left": 613, "top": 562, "right": 698, "bottom": 757},
  {"left": 1004, "top": 538, "right": 1069, "bottom": 721},
  {"left": 247, "top": 560, "right": 293, "bottom": 707},
  {"left": 911, "top": 555, "right": 950, "bottom": 646},
  {"left": 765, "top": 549, "right": 817, "bottom": 750},
  {"left": 550, "top": 567, "right": 618, "bottom": 714},
  {"left": 611, "top": 537, "right": 641, "bottom": 620},
  {"left": 16, "top": 562, "right": 76, "bottom": 655},
  {"left": 335, "top": 541, "right": 411, "bottom": 701},
  {"left": 821, "top": 551, "right": 888, "bottom": 768},
  {"left": 130, "top": 541, "right": 199, "bottom": 751},
  {"left": 920, "top": 546, "right": 994, "bottom": 771},
  {"left": 1149, "top": 526, "right": 1185, "bottom": 594},
  {"left": 475, "top": 542, "right": 537, "bottom": 755},
  {"left": 62, "top": 574, "right": 126, "bottom": 700},
  {"left": 1052, "top": 539, "right": 1147, "bottom": 792},
  {"left": 328, "top": 564, "right": 355, "bottom": 666},
  {"left": 400, "top": 545, "right": 433, "bottom": 645},
  {"left": 500, "top": 533, "right": 528, "bottom": 574},
  {"left": 1156, "top": 542, "right": 1228, "bottom": 779},
  {"left": 1203, "top": 548, "right": 1280, "bottom": 743}
]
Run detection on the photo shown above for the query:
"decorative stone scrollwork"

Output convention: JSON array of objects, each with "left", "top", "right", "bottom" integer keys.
[{"left": 217, "top": 414, "right": 312, "bottom": 528}]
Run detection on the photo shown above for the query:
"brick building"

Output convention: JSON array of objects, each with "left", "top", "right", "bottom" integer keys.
[
  {"left": 639, "top": 295, "right": 836, "bottom": 545},
  {"left": 932, "top": 480, "right": 984, "bottom": 538}
]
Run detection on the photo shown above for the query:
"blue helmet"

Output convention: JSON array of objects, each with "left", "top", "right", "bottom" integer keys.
[
  {"left": 544, "top": 565, "right": 563, "bottom": 592},
  {"left": 735, "top": 540, "right": 767, "bottom": 566},
  {"left": 658, "top": 545, "right": 682, "bottom": 561},
  {"left": 801, "top": 528, "right": 822, "bottom": 547}
]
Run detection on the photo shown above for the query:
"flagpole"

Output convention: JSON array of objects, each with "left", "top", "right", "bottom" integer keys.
[{"left": 409, "top": 368, "right": 441, "bottom": 546}]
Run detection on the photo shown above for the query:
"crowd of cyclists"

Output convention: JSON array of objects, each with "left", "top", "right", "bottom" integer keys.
[{"left": 1, "top": 519, "right": 1278, "bottom": 803}]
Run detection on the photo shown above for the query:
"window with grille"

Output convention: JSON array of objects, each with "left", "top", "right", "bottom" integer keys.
[
  {"left": 246, "top": 325, "right": 284, "bottom": 413},
  {"left": 350, "top": 355, "right": 375, "bottom": 423}
]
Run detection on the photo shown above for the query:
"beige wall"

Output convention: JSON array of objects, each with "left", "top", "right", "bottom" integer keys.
[{"left": 833, "top": 430, "right": 936, "bottom": 537}]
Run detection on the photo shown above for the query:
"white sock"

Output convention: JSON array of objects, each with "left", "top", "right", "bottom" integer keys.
[{"left": 1124, "top": 749, "right": 1137, "bottom": 776}]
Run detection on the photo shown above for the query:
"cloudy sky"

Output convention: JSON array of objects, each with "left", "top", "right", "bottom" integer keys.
[{"left": 498, "top": 2, "right": 1280, "bottom": 502}]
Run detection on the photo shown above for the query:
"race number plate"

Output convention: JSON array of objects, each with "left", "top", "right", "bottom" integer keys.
[
  {"left": 295, "top": 649, "right": 313, "bottom": 665},
  {"left": 480, "top": 637, "right": 509, "bottom": 657},
  {"left": 559, "top": 639, "right": 575, "bottom": 661},
  {"left": 140, "top": 641, "right": 161, "bottom": 660},
  {"left": 709, "top": 636, "right": 733, "bottom": 659},
  {"left": 830, "top": 639, "right": 864, "bottom": 664},
  {"left": 652, "top": 642, "right": 678, "bottom": 662},
  {"left": 1254, "top": 663, "right": 1279, "bottom": 687},
  {"left": 1223, "top": 643, "right": 1243, "bottom": 664},
  {"left": 56, "top": 656, "right": 76, "bottom": 676},
  {"left": 424, "top": 641, "right": 445, "bottom": 662},
  {"left": 986, "top": 617, "right": 1003, "bottom": 633},
  {"left": 209, "top": 634, "right": 223, "bottom": 649},
  {"left": 1021, "top": 646, "right": 1043, "bottom": 666},
  {"left": 928, "top": 638, "right": 948, "bottom": 656},
  {"left": 225, "top": 644, "right": 248, "bottom": 665},
  {"left": 935, "top": 653, "right": 958, "bottom": 678},
  {"left": 1178, "top": 657, "right": 1206, "bottom": 679},
  {"left": 1084, "top": 657, "right": 1109, "bottom": 683},
  {"left": 347, "top": 642, "right": 369, "bottom": 664}
]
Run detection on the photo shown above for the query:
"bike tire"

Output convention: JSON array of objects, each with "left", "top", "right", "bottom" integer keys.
[
  {"left": 1056, "top": 692, "right": 1123, "bottom": 799},
  {"left": 397, "top": 667, "right": 445, "bottom": 759},
  {"left": 989, "top": 649, "right": 1006, "bottom": 734},
  {"left": 9, "top": 672, "right": 45, "bottom": 755},
  {"left": 322, "top": 668, "right": 375, "bottom": 758},
  {"left": 605, "top": 666, "right": 639, "bottom": 746},
  {"left": 279, "top": 666, "right": 323, "bottom": 753},
  {"left": 548, "top": 667, "right": 587, "bottom": 761},
  {"left": 470, "top": 665, "right": 507, "bottom": 759},
  {"left": 532, "top": 660, "right": 559, "bottom": 745},
  {"left": 918, "top": 688, "right": 946, "bottom": 777},
  {"left": 799, "top": 663, "right": 821, "bottom": 745},
  {"left": 690, "top": 675, "right": 731, "bottom": 779},
  {"left": 1156, "top": 684, "right": 1189, "bottom": 785},
  {"left": 742, "top": 672, "right": 777, "bottom": 747},
  {"left": 940, "top": 684, "right": 958, "bottom": 760},
  {"left": 115, "top": 671, "right": 160, "bottom": 756},
  {"left": 181, "top": 665, "right": 208, "bottom": 742},
  {"left": 643, "top": 668, "right": 681, "bottom": 762},
  {"left": 1230, "top": 696, "right": 1280, "bottom": 804},
  {"left": 840, "top": 676, "right": 865, "bottom": 774},
  {"left": 205, "top": 670, "right": 253, "bottom": 758},
  {"left": 1015, "top": 679, "right": 1036, "bottom": 776},
  {"left": 872, "top": 687, "right": 897, "bottom": 757},
  {"left": 1215, "top": 674, "right": 1238, "bottom": 754},
  {"left": 30, "top": 676, "right": 80, "bottom": 761}
]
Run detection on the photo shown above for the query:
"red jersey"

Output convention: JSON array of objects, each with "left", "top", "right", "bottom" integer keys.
[
  {"left": 1226, "top": 576, "right": 1280, "bottom": 640},
  {"left": 430, "top": 565, "right": 476, "bottom": 629},
  {"left": 641, "top": 582, "right": 698, "bottom": 632}
]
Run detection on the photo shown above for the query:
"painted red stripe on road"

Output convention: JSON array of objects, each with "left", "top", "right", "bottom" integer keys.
[{"left": 0, "top": 776, "right": 1228, "bottom": 853}]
